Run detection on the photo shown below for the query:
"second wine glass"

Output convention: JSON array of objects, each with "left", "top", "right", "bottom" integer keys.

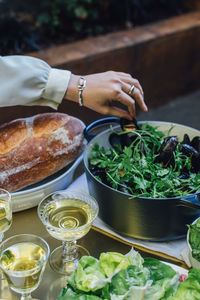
[
  {"left": 38, "top": 190, "right": 99, "bottom": 275},
  {"left": 0, "top": 188, "right": 12, "bottom": 294},
  {"left": 0, "top": 234, "right": 50, "bottom": 300},
  {"left": 0, "top": 188, "right": 12, "bottom": 242}
]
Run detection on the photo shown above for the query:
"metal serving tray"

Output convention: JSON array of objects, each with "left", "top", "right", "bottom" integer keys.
[{"left": 11, "top": 154, "right": 83, "bottom": 212}]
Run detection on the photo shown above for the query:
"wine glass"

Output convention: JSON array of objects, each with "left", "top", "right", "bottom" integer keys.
[
  {"left": 0, "top": 234, "right": 50, "bottom": 300},
  {"left": 0, "top": 189, "right": 12, "bottom": 242},
  {"left": 38, "top": 190, "right": 99, "bottom": 275},
  {"left": 0, "top": 188, "right": 12, "bottom": 293}
]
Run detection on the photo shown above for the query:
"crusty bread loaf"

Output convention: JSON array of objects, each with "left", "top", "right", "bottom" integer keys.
[{"left": 0, "top": 113, "right": 85, "bottom": 192}]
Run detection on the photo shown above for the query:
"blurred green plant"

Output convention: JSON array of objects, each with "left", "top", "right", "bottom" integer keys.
[
  {"left": 32, "top": 0, "right": 108, "bottom": 37},
  {"left": 0, "top": 0, "right": 189, "bottom": 54}
]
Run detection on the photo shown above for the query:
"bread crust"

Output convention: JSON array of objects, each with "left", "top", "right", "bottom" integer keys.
[{"left": 0, "top": 113, "right": 85, "bottom": 192}]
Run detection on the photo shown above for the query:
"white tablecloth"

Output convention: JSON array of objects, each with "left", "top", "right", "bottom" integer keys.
[{"left": 66, "top": 173, "right": 188, "bottom": 264}]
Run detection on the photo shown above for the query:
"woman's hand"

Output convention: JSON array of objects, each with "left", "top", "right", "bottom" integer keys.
[{"left": 65, "top": 71, "right": 148, "bottom": 120}]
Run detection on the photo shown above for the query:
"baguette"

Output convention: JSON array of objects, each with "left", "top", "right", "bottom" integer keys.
[{"left": 0, "top": 113, "right": 85, "bottom": 192}]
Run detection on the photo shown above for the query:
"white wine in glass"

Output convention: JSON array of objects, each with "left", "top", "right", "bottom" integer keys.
[
  {"left": 0, "top": 234, "right": 50, "bottom": 300},
  {"left": 0, "top": 189, "right": 12, "bottom": 241},
  {"left": 0, "top": 188, "right": 12, "bottom": 295},
  {"left": 38, "top": 190, "right": 99, "bottom": 275}
]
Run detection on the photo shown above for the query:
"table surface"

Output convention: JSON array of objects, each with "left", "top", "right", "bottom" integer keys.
[
  {"left": 0, "top": 205, "right": 188, "bottom": 300},
  {"left": 0, "top": 206, "right": 131, "bottom": 300}
]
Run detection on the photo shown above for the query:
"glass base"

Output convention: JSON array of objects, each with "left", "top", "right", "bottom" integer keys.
[
  {"left": 49, "top": 245, "right": 90, "bottom": 275},
  {"left": 20, "top": 295, "right": 32, "bottom": 300},
  {"left": 47, "top": 276, "right": 69, "bottom": 300},
  {"left": 0, "top": 276, "right": 9, "bottom": 298}
]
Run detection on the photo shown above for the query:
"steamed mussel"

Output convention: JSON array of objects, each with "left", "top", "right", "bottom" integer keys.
[
  {"left": 109, "top": 118, "right": 138, "bottom": 148},
  {"left": 182, "top": 133, "right": 190, "bottom": 145},
  {"left": 154, "top": 136, "right": 178, "bottom": 167},
  {"left": 89, "top": 166, "right": 109, "bottom": 185},
  {"left": 191, "top": 136, "right": 200, "bottom": 152},
  {"left": 180, "top": 144, "right": 200, "bottom": 173}
]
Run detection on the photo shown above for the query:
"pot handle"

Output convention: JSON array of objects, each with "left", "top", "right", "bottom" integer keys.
[
  {"left": 84, "top": 117, "right": 120, "bottom": 142},
  {"left": 178, "top": 193, "right": 200, "bottom": 209}
]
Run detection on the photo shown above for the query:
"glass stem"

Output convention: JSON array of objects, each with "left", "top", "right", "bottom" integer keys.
[
  {"left": 0, "top": 233, "right": 5, "bottom": 286},
  {"left": 62, "top": 241, "right": 77, "bottom": 263},
  {"left": 20, "top": 293, "right": 32, "bottom": 300}
]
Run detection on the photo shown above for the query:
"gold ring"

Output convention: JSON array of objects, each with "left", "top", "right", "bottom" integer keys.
[{"left": 128, "top": 84, "right": 135, "bottom": 95}]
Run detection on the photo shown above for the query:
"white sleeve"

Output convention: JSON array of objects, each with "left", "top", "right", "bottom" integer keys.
[{"left": 0, "top": 55, "right": 71, "bottom": 110}]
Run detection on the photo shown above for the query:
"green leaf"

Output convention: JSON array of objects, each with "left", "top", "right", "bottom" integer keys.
[
  {"left": 109, "top": 265, "right": 149, "bottom": 297},
  {"left": 124, "top": 146, "right": 132, "bottom": 157},
  {"left": 74, "top": 6, "right": 88, "bottom": 19},
  {"left": 72, "top": 256, "right": 107, "bottom": 292},
  {"left": 99, "top": 252, "right": 132, "bottom": 277},
  {"left": 189, "top": 218, "right": 200, "bottom": 262},
  {"left": 143, "top": 258, "right": 179, "bottom": 300},
  {"left": 165, "top": 268, "right": 200, "bottom": 300},
  {"left": 133, "top": 176, "right": 147, "bottom": 190}
]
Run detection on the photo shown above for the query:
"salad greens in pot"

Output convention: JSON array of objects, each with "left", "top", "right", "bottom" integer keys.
[{"left": 88, "top": 123, "right": 200, "bottom": 198}]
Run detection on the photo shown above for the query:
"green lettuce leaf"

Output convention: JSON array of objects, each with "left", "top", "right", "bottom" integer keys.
[
  {"left": 65, "top": 249, "right": 145, "bottom": 296},
  {"left": 57, "top": 285, "right": 102, "bottom": 300},
  {"left": 143, "top": 258, "right": 179, "bottom": 300},
  {"left": 109, "top": 265, "right": 150, "bottom": 299},
  {"left": 188, "top": 218, "right": 200, "bottom": 261},
  {"left": 125, "top": 248, "right": 144, "bottom": 269},
  {"left": 165, "top": 268, "right": 200, "bottom": 300},
  {"left": 99, "top": 251, "right": 132, "bottom": 278},
  {"left": 58, "top": 249, "right": 193, "bottom": 300},
  {"left": 71, "top": 256, "right": 107, "bottom": 292}
]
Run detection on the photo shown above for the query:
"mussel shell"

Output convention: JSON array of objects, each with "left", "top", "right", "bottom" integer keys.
[
  {"left": 121, "top": 133, "right": 138, "bottom": 147},
  {"left": 191, "top": 155, "right": 200, "bottom": 173},
  {"left": 120, "top": 118, "right": 139, "bottom": 131},
  {"left": 180, "top": 144, "right": 199, "bottom": 157},
  {"left": 109, "top": 132, "right": 122, "bottom": 148},
  {"left": 191, "top": 136, "right": 200, "bottom": 152},
  {"left": 160, "top": 137, "right": 178, "bottom": 153},
  {"left": 90, "top": 168, "right": 108, "bottom": 184},
  {"left": 180, "top": 144, "right": 200, "bottom": 173},
  {"left": 178, "top": 173, "right": 190, "bottom": 179},
  {"left": 178, "top": 167, "right": 190, "bottom": 179},
  {"left": 155, "top": 136, "right": 178, "bottom": 167},
  {"left": 109, "top": 132, "right": 137, "bottom": 148},
  {"left": 182, "top": 133, "right": 190, "bottom": 145},
  {"left": 109, "top": 118, "right": 139, "bottom": 149}
]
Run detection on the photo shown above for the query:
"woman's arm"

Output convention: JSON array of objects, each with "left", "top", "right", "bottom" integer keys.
[
  {"left": 0, "top": 55, "right": 147, "bottom": 119},
  {"left": 0, "top": 55, "right": 71, "bottom": 109}
]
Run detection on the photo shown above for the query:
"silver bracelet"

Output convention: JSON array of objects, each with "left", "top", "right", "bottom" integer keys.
[{"left": 78, "top": 76, "right": 86, "bottom": 106}]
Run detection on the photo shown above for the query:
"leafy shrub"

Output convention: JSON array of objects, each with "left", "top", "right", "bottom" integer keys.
[{"left": 0, "top": 0, "right": 188, "bottom": 55}]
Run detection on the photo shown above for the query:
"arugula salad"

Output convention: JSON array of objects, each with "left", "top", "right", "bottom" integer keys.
[
  {"left": 89, "top": 123, "right": 200, "bottom": 198},
  {"left": 57, "top": 248, "right": 200, "bottom": 300}
]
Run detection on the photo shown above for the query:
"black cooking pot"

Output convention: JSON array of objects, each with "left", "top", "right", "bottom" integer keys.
[{"left": 83, "top": 117, "right": 200, "bottom": 241}]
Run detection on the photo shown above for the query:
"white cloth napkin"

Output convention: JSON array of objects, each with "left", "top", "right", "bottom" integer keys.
[
  {"left": 180, "top": 247, "right": 191, "bottom": 267},
  {"left": 66, "top": 173, "right": 188, "bottom": 262}
]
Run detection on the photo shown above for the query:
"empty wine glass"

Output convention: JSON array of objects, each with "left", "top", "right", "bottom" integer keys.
[
  {"left": 0, "top": 189, "right": 12, "bottom": 242},
  {"left": 38, "top": 190, "right": 99, "bottom": 275},
  {"left": 0, "top": 234, "right": 50, "bottom": 300}
]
